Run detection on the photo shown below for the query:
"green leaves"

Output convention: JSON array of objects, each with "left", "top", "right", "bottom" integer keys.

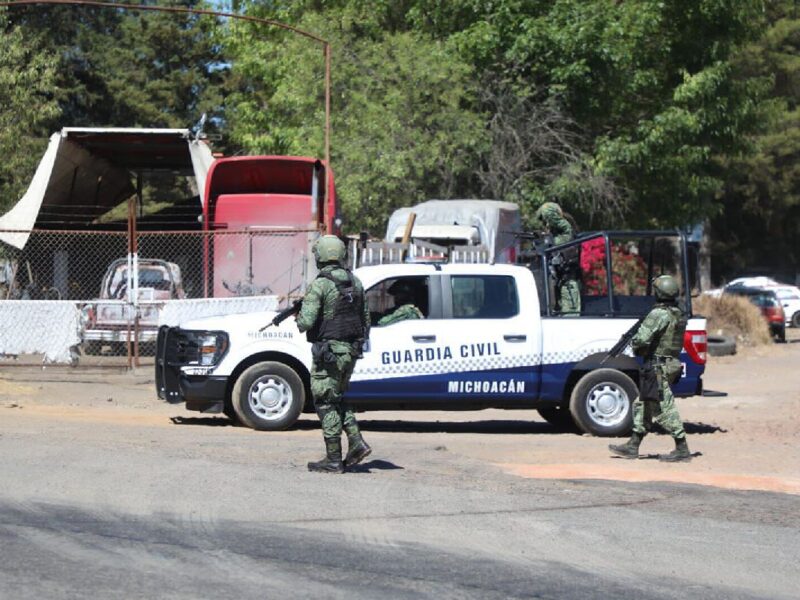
[{"left": 0, "top": 11, "right": 61, "bottom": 212}]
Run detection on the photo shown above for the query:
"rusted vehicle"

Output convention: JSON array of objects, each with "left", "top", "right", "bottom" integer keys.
[{"left": 82, "top": 258, "right": 185, "bottom": 354}]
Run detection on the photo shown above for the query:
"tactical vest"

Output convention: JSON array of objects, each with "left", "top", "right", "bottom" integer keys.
[
  {"left": 315, "top": 270, "right": 365, "bottom": 342},
  {"left": 653, "top": 303, "right": 688, "bottom": 359}
]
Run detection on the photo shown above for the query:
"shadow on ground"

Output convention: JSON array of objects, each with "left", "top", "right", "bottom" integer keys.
[
  {"left": 170, "top": 416, "right": 237, "bottom": 427},
  {"left": 167, "top": 416, "right": 727, "bottom": 436},
  {"left": 347, "top": 459, "right": 404, "bottom": 474}
]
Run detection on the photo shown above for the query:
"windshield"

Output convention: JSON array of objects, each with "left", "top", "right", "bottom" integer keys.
[{"left": 104, "top": 264, "right": 172, "bottom": 298}]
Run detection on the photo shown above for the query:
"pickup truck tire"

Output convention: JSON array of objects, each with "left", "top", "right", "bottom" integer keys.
[
  {"left": 792, "top": 312, "right": 800, "bottom": 328},
  {"left": 569, "top": 369, "right": 636, "bottom": 437},
  {"left": 231, "top": 361, "right": 304, "bottom": 431},
  {"left": 537, "top": 406, "right": 578, "bottom": 431}
]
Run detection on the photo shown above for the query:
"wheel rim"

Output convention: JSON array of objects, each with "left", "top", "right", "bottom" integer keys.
[
  {"left": 585, "top": 382, "right": 630, "bottom": 428},
  {"left": 247, "top": 374, "right": 293, "bottom": 421}
]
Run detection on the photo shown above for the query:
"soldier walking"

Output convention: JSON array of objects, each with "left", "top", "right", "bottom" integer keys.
[
  {"left": 609, "top": 275, "right": 693, "bottom": 462},
  {"left": 296, "top": 235, "right": 372, "bottom": 473}
]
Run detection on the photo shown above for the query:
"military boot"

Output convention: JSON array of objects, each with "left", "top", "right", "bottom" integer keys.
[
  {"left": 608, "top": 431, "right": 643, "bottom": 459},
  {"left": 307, "top": 437, "right": 344, "bottom": 473},
  {"left": 344, "top": 434, "right": 372, "bottom": 468},
  {"left": 659, "top": 437, "right": 692, "bottom": 462}
]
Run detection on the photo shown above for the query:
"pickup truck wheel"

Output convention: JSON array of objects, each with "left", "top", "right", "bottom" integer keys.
[
  {"left": 537, "top": 406, "right": 578, "bottom": 431},
  {"left": 569, "top": 369, "right": 636, "bottom": 437},
  {"left": 232, "top": 361, "right": 304, "bottom": 431},
  {"left": 792, "top": 312, "right": 800, "bottom": 328}
]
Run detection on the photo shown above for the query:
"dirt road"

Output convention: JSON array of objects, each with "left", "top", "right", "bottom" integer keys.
[{"left": 2, "top": 329, "right": 798, "bottom": 494}]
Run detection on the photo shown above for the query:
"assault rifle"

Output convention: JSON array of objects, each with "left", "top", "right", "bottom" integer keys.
[
  {"left": 600, "top": 315, "right": 646, "bottom": 365},
  {"left": 259, "top": 299, "right": 303, "bottom": 332}
]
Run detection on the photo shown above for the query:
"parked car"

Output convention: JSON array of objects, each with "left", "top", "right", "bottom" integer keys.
[
  {"left": 82, "top": 258, "right": 185, "bottom": 354},
  {"left": 724, "top": 277, "right": 800, "bottom": 328},
  {"left": 724, "top": 285, "right": 786, "bottom": 342},
  {"left": 771, "top": 286, "right": 800, "bottom": 328}
]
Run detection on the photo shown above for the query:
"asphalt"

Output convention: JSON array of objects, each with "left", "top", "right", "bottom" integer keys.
[{"left": 0, "top": 405, "right": 798, "bottom": 599}]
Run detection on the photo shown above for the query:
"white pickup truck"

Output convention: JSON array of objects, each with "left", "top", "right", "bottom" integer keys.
[{"left": 156, "top": 231, "right": 707, "bottom": 437}]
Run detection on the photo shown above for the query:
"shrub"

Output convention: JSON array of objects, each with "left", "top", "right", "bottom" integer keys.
[{"left": 693, "top": 294, "right": 772, "bottom": 347}]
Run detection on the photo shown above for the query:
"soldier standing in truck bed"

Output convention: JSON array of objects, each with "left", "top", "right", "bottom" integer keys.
[{"left": 534, "top": 202, "right": 580, "bottom": 315}]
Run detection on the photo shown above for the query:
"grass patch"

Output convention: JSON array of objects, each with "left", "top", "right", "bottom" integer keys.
[{"left": 694, "top": 294, "right": 772, "bottom": 347}]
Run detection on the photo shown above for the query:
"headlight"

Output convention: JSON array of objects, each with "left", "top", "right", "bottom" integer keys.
[{"left": 178, "top": 331, "right": 229, "bottom": 367}]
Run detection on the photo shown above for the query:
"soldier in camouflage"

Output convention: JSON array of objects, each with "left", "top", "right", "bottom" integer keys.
[
  {"left": 533, "top": 202, "right": 580, "bottom": 315},
  {"left": 377, "top": 280, "right": 424, "bottom": 326},
  {"left": 296, "top": 235, "right": 372, "bottom": 473},
  {"left": 609, "top": 275, "right": 693, "bottom": 462}
]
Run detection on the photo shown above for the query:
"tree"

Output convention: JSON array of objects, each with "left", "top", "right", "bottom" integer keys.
[
  {"left": 0, "top": 11, "right": 61, "bottom": 212},
  {"left": 221, "top": 4, "right": 485, "bottom": 232},
  {"left": 712, "top": 0, "right": 800, "bottom": 281},
  {"left": 8, "top": 1, "right": 224, "bottom": 129}
]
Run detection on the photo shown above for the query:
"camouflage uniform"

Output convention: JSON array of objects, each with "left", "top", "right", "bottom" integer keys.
[
  {"left": 534, "top": 202, "right": 580, "bottom": 315},
  {"left": 630, "top": 304, "right": 688, "bottom": 439},
  {"left": 296, "top": 265, "right": 370, "bottom": 442},
  {"left": 609, "top": 274, "right": 692, "bottom": 462},
  {"left": 297, "top": 236, "right": 372, "bottom": 473},
  {"left": 377, "top": 303, "right": 423, "bottom": 326}
]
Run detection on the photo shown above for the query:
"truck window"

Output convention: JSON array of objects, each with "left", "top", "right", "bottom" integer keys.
[
  {"left": 450, "top": 275, "right": 518, "bottom": 319},
  {"left": 608, "top": 235, "right": 685, "bottom": 315},
  {"left": 366, "top": 276, "right": 430, "bottom": 326}
]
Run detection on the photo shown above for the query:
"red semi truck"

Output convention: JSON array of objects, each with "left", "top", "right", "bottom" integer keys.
[{"left": 201, "top": 156, "right": 336, "bottom": 298}]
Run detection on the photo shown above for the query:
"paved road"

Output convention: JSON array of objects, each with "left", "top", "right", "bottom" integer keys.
[{"left": 0, "top": 404, "right": 798, "bottom": 599}]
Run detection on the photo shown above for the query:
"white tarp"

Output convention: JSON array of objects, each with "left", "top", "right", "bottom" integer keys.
[
  {"left": 385, "top": 199, "right": 522, "bottom": 262},
  {"left": 189, "top": 138, "right": 214, "bottom": 208},
  {"left": 158, "top": 296, "right": 279, "bottom": 327},
  {"left": 0, "top": 300, "right": 81, "bottom": 363},
  {"left": 0, "top": 128, "right": 215, "bottom": 250}
]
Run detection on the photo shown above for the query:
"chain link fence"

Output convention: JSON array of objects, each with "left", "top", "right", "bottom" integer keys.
[{"left": 0, "top": 228, "right": 318, "bottom": 368}]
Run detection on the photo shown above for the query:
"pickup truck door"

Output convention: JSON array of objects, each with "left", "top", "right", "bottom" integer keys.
[
  {"left": 429, "top": 272, "right": 541, "bottom": 403},
  {"left": 348, "top": 274, "right": 446, "bottom": 401}
]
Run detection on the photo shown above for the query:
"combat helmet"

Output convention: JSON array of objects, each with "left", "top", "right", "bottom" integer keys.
[
  {"left": 652, "top": 275, "right": 679, "bottom": 300},
  {"left": 534, "top": 202, "right": 563, "bottom": 227},
  {"left": 313, "top": 235, "right": 346, "bottom": 267}
]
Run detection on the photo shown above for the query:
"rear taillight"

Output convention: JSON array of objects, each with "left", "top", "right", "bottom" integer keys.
[
  {"left": 684, "top": 329, "right": 707, "bottom": 365},
  {"left": 764, "top": 306, "right": 785, "bottom": 323}
]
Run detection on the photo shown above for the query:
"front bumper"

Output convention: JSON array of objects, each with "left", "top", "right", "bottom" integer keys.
[
  {"left": 156, "top": 326, "right": 229, "bottom": 412},
  {"left": 85, "top": 327, "right": 159, "bottom": 343}
]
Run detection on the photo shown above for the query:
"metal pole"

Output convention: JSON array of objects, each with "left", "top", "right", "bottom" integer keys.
[{"left": 324, "top": 42, "right": 331, "bottom": 233}]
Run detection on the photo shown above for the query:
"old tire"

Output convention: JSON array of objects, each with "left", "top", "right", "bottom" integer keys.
[
  {"left": 537, "top": 406, "right": 578, "bottom": 431},
  {"left": 569, "top": 369, "right": 637, "bottom": 437},
  {"left": 232, "top": 361, "right": 304, "bottom": 431},
  {"left": 707, "top": 334, "right": 736, "bottom": 357}
]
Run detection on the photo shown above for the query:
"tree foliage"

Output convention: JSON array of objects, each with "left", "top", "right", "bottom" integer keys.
[
  {"left": 1, "top": 0, "right": 796, "bottom": 279},
  {"left": 712, "top": 0, "right": 800, "bottom": 279},
  {"left": 0, "top": 10, "right": 61, "bottom": 212},
  {"left": 221, "top": 3, "right": 485, "bottom": 233}
]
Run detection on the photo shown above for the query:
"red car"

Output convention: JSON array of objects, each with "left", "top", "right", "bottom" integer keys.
[{"left": 724, "top": 285, "right": 786, "bottom": 342}]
